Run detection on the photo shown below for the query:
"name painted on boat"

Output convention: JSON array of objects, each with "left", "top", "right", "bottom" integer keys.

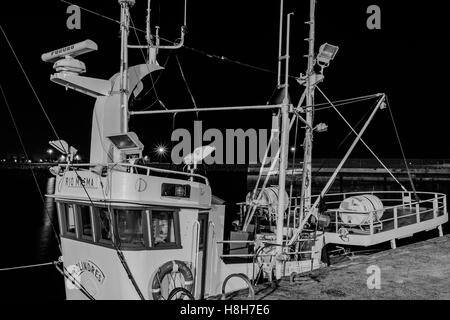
[
  {"left": 64, "top": 176, "right": 97, "bottom": 189},
  {"left": 74, "top": 260, "right": 105, "bottom": 284}
]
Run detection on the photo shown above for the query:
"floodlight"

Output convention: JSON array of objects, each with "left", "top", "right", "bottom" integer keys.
[
  {"left": 317, "top": 43, "right": 339, "bottom": 68},
  {"left": 107, "top": 132, "right": 144, "bottom": 156},
  {"left": 314, "top": 123, "right": 328, "bottom": 133}
]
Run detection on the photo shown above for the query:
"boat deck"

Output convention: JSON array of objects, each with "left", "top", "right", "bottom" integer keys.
[
  {"left": 318, "top": 191, "right": 448, "bottom": 247},
  {"left": 231, "top": 234, "right": 450, "bottom": 299}
]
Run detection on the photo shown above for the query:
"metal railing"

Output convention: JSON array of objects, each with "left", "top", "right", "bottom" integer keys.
[
  {"left": 56, "top": 162, "right": 210, "bottom": 185},
  {"left": 304, "top": 191, "right": 447, "bottom": 237}
]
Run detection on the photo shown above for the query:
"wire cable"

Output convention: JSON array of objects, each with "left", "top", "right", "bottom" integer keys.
[
  {"left": 386, "top": 96, "right": 419, "bottom": 200},
  {"left": 0, "top": 83, "right": 62, "bottom": 253},
  {"left": 175, "top": 54, "right": 198, "bottom": 119},
  {"left": 129, "top": 15, "right": 167, "bottom": 111},
  {"left": 0, "top": 261, "right": 57, "bottom": 272},
  {"left": 316, "top": 86, "right": 407, "bottom": 191}
]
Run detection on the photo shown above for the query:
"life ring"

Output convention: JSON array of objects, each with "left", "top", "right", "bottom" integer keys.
[
  {"left": 221, "top": 273, "right": 254, "bottom": 300},
  {"left": 151, "top": 260, "right": 194, "bottom": 300},
  {"left": 168, "top": 287, "right": 195, "bottom": 300}
]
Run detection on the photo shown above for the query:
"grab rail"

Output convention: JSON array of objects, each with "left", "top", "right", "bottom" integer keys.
[{"left": 58, "top": 162, "right": 210, "bottom": 185}]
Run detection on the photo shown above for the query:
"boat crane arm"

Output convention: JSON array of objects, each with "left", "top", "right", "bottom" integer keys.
[{"left": 287, "top": 94, "right": 386, "bottom": 246}]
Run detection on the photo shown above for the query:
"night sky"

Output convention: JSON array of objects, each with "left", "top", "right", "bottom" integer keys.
[{"left": 1, "top": 0, "right": 449, "bottom": 162}]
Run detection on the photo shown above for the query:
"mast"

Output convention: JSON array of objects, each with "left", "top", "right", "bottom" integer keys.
[
  {"left": 299, "top": 0, "right": 316, "bottom": 222},
  {"left": 118, "top": 0, "right": 135, "bottom": 134},
  {"left": 275, "top": 11, "right": 294, "bottom": 280}
]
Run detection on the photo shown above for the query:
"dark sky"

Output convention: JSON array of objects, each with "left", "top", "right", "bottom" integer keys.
[{"left": 1, "top": 0, "right": 449, "bottom": 162}]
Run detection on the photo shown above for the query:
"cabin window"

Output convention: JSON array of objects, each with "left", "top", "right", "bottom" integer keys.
[
  {"left": 79, "top": 205, "right": 93, "bottom": 239},
  {"left": 97, "top": 208, "right": 113, "bottom": 243},
  {"left": 150, "top": 210, "right": 180, "bottom": 248},
  {"left": 115, "top": 209, "right": 147, "bottom": 247},
  {"left": 64, "top": 203, "right": 77, "bottom": 235}
]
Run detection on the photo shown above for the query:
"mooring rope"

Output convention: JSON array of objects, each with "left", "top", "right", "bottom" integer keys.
[{"left": 0, "top": 261, "right": 57, "bottom": 272}]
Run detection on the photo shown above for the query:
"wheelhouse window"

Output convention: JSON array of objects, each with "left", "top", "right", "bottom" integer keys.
[
  {"left": 115, "top": 209, "right": 148, "bottom": 247},
  {"left": 64, "top": 203, "right": 76, "bottom": 236},
  {"left": 79, "top": 205, "right": 93, "bottom": 239},
  {"left": 97, "top": 208, "right": 112, "bottom": 243},
  {"left": 150, "top": 210, "right": 180, "bottom": 248}
]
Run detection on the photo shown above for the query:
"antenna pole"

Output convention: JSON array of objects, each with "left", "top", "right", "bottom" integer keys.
[
  {"left": 119, "top": 0, "right": 135, "bottom": 133},
  {"left": 299, "top": 0, "right": 316, "bottom": 224},
  {"left": 277, "top": 0, "right": 284, "bottom": 87},
  {"left": 275, "top": 12, "right": 293, "bottom": 280}
]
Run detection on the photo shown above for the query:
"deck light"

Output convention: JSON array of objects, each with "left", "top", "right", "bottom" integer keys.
[
  {"left": 314, "top": 123, "right": 328, "bottom": 133},
  {"left": 107, "top": 132, "right": 144, "bottom": 158},
  {"left": 317, "top": 43, "right": 339, "bottom": 69}
]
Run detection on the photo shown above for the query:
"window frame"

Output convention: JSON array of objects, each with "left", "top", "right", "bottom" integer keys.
[
  {"left": 94, "top": 206, "right": 115, "bottom": 246},
  {"left": 77, "top": 204, "right": 95, "bottom": 241},
  {"left": 148, "top": 208, "right": 182, "bottom": 250},
  {"left": 58, "top": 202, "right": 78, "bottom": 238},
  {"left": 113, "top": 208, "right": 150, "bottom": 248},
  {"left": 57, "top": 201, "right": 182, "bottom": 251}
]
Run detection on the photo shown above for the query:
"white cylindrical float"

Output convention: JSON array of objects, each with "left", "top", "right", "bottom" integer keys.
[{"left": 338, "top": 194, "right": 384, "bottom": 226}]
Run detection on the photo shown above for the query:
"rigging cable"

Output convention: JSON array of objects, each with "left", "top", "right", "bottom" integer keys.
[
  {"left": 1, "top": 23, "right": 143, "bottom": 300},
  {"left": 385, "top": 96, "right": 419, "bottom": 200},
  {"left": 0, "top": 83, "right": 62, "bottom": 253},
  {"left": 315, "top": 98, "right": 379, "bottom": 175},
  {"left": 129, "top": 15, "right": 167, "bottom": 111},
  {"left": 71, "top": 167, "right": 146, "bottom": 300},
  {"left": 1, "top": 25, "right": 98, "bottom": 300},
  {"left": 59, "top": 0, "right": 291, "bottom": 80},
  {"left": 175, "top": 54, "right": 199, "bottom": 119},
  {"left": 0, "top": 261, "right": 57, "bottom": 272},
  {"left": 316, "top": 86, "right": 408, "bottom": 192}
]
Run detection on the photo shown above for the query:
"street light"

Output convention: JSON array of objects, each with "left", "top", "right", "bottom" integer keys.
[
  {"left": 154, "top": 144, "right": 168, "bottom": 160},
  {"left": 47, "top": 149, "right": 53, "bottom": 162}
]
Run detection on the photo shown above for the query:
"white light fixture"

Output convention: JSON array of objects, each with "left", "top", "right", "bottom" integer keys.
[
  {"left": 314, "top": 123, "right": 328, "bottom": 133},
  {"left": 107, "top": 132, "right": 144, "bottom": 158},
  {"left": 317, "top": 43, "right": 339, "bottom": 69}
]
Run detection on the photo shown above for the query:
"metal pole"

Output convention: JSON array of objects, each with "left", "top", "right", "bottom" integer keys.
[
  {"left": 130, "top": 104, "right": 283, "bottom": 115},
  {"left": 275, "top": 12, "right": 293, "bottom": 280},
  {"left": 299, "top": 0, "right": 316, "bottom": 223},
  {"left": 277, "top": 0, "right": 284, "bottom": 87},
  {"left": 119, "top": 0, "right": 134, "bottom": 133},
  {"left": 288, "top": 95, "right": 386, "bottom": 245}
]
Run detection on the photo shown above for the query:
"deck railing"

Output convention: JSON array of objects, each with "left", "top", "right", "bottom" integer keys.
[
  {"left": 56, "top": 162, "right": 210, "bottom": 185},
  {"left": 289, "top": 191, "right": 447, "bottom": 237}
]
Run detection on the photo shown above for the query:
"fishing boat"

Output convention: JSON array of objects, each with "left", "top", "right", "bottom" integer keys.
[{"left": 38, "top": 0, "right": 447, "bottom": 300}]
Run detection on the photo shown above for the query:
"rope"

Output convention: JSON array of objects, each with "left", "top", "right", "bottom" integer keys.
[
  {"left": 0, "top": 83, "right": 62, "bottom": 253},
  {"left": 175, "top": 54, "right": 199, "bottom": 119},
  {"left": 72, "top": 167, "right": 146, "bottom": 300},
  {"left": 386, "top": 96, "right": 419, "bottom": 200},
  {"left": 316, "top": 86, "right": 407, "bottom": 192},
  {"left": 0, "top": 261, "right": 57, "bottom": 272},
  {"left": 1, "top": 22, "right": 143, "bottom": 301},
  {"left": 0, "top": 24, "right": 65, "bottom": 150}
]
